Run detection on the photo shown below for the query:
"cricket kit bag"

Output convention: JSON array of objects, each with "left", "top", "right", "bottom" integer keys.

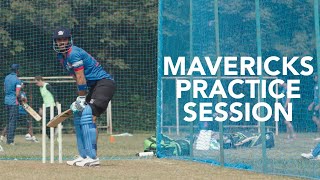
[
  {"left": 144, "top": 134, "right": 190, "bottom": 156},
  {"left": 223, "top": 131, "right": 275, "bottom": 149}
]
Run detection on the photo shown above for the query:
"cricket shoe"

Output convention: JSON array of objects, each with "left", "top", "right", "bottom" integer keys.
[
  {"left": 301, "top": 152, "right": 320, "bottom": 160},
  {"left": 25, "top": 134, "right": 32, "bottom": 141},
  {"left": 31, "top": 136, "right": 39, "bottom": 143},
  {"left": 75, "top": 157, "right": 100, "bottom": 167},
  {"left": 67, "top": 156, "right": 86, "bottom": 166},
  {"left": 314, "top": 137, "right": 320, "bottom": 141}
]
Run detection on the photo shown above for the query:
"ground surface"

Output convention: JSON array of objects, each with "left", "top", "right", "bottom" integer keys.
[
  {"left": 0, "top": 132, "right": 318, "bottom": 179},
  {"left": 0, "top": 159, "right": 305, "bottom": 180}
]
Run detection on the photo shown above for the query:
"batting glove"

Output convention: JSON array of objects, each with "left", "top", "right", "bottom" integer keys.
[
  {"left": 70, "top": 96, "right": 86, "bottom": 112},
  {"left": 75, "top": 96, "right": 86, "bottom": 111},
  {"left": 70, "top": 102, "right": 79, "bottom": 113}
]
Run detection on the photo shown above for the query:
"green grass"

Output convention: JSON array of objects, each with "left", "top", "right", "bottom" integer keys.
[{"left": 0, "top": 133, "right": 152, "bottom": 160}]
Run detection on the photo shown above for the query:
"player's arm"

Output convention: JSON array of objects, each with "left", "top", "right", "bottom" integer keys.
[
  {"left": 69, "top": 69, "right": 87, "bottom": 112},
  {"left": 285, "top": 97, "right": 291, "bottom": 109},
  {"left": 69, "top": 54, "right": 88, "bottom": 112},
  {"left": 70, "top": 53, "right": 87, "bottom": 96},
  {"left": 16, "top": 83, "right": 22, "bottom": 103},
  {"left": 74, "top": 69, "right": 87, "bottom": 96},
  {"left": 16, "top": 88, "right": 21, "bottom": 98},
  {"left": 308, "top": 101, "right": 315, "bottom": 111}
]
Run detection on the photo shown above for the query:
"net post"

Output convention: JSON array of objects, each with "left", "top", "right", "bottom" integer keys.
[
  {"left": 275, "top": 83, "right": 279, "bottom": 136},
  {"left": 175, "top": 79, "right": 180, "bottom": 135}
]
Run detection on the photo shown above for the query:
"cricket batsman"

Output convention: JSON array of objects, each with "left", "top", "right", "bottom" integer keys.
[{"left": 52, "top": 27, "right": 116, "bottom": 167}]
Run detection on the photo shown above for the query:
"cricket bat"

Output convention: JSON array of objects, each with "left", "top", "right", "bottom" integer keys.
[
  {"left": 47, "top": 109, "right": 73, "bottom": 128},
  {"left": 21, "top": 102, "right": 42, "bottom": 121}
]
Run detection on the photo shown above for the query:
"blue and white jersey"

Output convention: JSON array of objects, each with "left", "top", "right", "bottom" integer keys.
[
  {"left": 4, "top": 72, "right": 21, "bottom": 105},
  {"left": 57, "top": 46, "right": 113, "bottom": 87}
]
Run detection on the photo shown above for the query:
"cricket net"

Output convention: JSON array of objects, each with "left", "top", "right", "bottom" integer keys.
[
  {"left": 157, "top": 0, "right": 320, "bottom": 179},
  {"left": 0, "top": 1, "right": 157, "bottom": 161}
]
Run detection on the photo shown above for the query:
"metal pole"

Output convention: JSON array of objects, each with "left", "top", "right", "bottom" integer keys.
[
  {"left": 314, "top": 0, "right": 320, "bottom": 102},
  {"left": 214, "top": 0, "right": 224, "bottom": 167},
  {"left": 255, "top": 0, "right": 267, "bottom": 173},
  {"left": 189, "top": 0, "right": 194, "bottom": 157},
  {"left": 175, "top": 79, "right": 180, "bottom": 135},
  {"left": 156, "top": 0, "right": 164, "bottom": 157}
]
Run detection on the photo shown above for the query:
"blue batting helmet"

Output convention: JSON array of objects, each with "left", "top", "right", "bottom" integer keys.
[{"left": 52, "top": 27, "right": 73, "bottom": 53}]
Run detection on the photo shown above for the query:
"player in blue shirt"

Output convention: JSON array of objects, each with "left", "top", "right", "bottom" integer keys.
[
  {"left": 280, "top": 80, "right": 295, "bottom": 140},
  {"left": 52, "top": 27, "right": 116, "bottom": 167},
  {"left": 1, "top": 81, "right": 38, "bottom": 143},
  {"left": 308, "top": 73, "right": 320, "bottom": 137},
  {"left": 3, "top": 64, "right": 21, "bottom": 145},
  {"left": 19, "top": 82, "right": 38, "bottom": 142}
]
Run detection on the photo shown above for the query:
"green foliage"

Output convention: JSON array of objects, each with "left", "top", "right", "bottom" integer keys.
[
  {"left": 113, "top": 94, "right": 156, "bottom": 133},
  {"left": 0, "top": 0, "right": 158, "bottom": 132},
  {"left": 218, "top": 1, "right": 314, "bottom": 56}
]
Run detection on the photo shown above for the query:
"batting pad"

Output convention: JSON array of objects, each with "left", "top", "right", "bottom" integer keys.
[
  {"left": 74, "top": 112, "right": 86, "bottom": 158},
  {"left": 80, "top": 105, "right": 97, "bottom": 159}
]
